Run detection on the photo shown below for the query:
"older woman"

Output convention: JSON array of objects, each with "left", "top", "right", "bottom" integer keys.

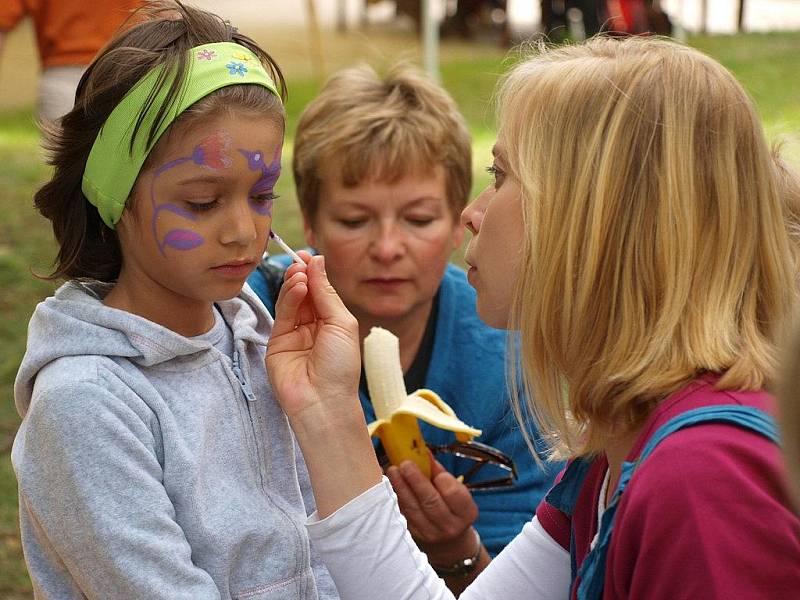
[{"left": 247, "top": 64, "right": 558, "bottom": 593}]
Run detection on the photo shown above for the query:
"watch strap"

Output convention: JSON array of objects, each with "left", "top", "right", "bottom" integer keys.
[{"left": 430, "top": 529, "right": 483, "bottom": 578}]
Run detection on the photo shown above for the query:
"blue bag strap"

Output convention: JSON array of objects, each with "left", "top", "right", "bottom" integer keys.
[
  {"left": 544, "top": 458, "right": 593, "bottom": 582},
  {"left": 575, "top": 405, "right": 779, "bottom": 600}
]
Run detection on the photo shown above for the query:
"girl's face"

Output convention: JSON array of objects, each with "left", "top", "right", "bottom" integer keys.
[
  {"left": 461, "top": 141, "right": 525, "bottom": 329},
  {"left": 305, "top": 165, "right": 463, "bottom": 325},
  {"left": 115, "top": 113, "right": 283, "bottom": 320}
]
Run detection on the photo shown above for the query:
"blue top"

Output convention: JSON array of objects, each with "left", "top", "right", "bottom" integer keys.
[{"left": 248, "top": 258, "right": 560, "bottom": 556}]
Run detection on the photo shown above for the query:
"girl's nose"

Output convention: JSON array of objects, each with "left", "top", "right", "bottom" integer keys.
[{"left": 221, "top": 200, "right": 260, "bottom": 246}]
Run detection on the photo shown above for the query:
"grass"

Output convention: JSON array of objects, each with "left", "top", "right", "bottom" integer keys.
[{"left": 1, "top": 30, "right": 799, "bottom": 596}]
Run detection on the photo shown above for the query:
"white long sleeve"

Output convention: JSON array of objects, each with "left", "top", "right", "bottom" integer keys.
[{"left": 307, "top": 477, "right": 571, "bottom": 599}]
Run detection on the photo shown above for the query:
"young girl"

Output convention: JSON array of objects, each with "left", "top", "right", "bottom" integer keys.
[
  {"left": 265, "top": 36, "right": 800, "bottom": 599},
  {"left": 12, "top": 2, "right": 337, "bottom": 598}
]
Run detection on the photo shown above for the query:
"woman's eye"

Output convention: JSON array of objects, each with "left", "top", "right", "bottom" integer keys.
[
  {"left": 406, "top": 217, "right": 434, "bottom": 227},
  {"left": 186, "top": 199, "right": 219, "bottom": 212},
  {"left": 338, "top": 218, "right": 367, "bottom": 228},
  {"left": 485, "top": 165, "right": 505, "bottom": 189}
]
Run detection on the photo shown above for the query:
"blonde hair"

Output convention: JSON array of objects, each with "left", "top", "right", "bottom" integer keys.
[
  {"left": 780, "top": 323, "right": 800, "bottom": 508},
  {"left": 292, "top": 63, "right": 472, "bottom": 221},
  {"left": 500, "top": 37, "right": 798, "bottom": 458}
]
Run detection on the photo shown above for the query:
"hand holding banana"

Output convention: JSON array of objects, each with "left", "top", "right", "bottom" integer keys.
[{"left": 364, "top": 327, "right": 481, "bottom": 478}]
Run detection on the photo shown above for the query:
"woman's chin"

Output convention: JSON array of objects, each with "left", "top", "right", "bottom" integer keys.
[{"left": 476, "top": 301, "right": 511, "bottom": 331}]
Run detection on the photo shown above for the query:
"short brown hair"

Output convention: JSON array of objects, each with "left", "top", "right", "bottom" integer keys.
[
  {"left": 292, "top": 64, "right": 471, "bottom": 222},
  {"left": 35, "top": 0, "right": 286, "bottom": 282}
]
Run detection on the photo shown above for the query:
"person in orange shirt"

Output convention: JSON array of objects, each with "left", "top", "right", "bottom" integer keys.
[{"left": 0, "top": 0, "right": 142, "bottom": 121}]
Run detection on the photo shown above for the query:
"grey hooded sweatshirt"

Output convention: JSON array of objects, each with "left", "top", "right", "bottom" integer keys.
[{"left": 12, "top": 281, "right": 338, "bottom": 600}]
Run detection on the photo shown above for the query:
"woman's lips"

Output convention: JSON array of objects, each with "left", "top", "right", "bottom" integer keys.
[{"left": 364, "top": 278, "right": 409, "bottom": 290}]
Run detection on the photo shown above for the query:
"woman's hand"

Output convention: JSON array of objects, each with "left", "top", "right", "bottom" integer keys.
[
  {"left": 266, "top": 253, "right": 360, "bottom": 424},
  {"left": 266, "top": 253, "right": 382, "bottom": 517},
  {"left": 386, "top": 457, "right": 490, "bottom": 592}
]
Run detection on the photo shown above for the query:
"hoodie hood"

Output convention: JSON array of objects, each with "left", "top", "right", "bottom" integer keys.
[{"left": 14, "top": 281, "right": 271, "bottom": 417}]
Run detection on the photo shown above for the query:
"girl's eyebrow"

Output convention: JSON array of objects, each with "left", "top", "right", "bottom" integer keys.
[{"left": 176, "top": 174, "right": 227, "bottom": 185}]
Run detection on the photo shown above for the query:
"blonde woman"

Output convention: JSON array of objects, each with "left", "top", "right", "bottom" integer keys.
[
  {"left": 248, "top": 64, "right": 560, "bottom": 593},
  {"left": 266, "top": 37, "right": 800, "bottom": 599}
]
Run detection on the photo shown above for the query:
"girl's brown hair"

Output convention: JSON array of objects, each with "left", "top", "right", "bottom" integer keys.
[{"left": 36, "top": 0, "right": 286, "bottom": 282}]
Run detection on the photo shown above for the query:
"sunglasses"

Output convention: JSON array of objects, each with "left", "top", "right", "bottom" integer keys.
[{"left": 377, "top": 440, "right": 518, "bottom": 491}]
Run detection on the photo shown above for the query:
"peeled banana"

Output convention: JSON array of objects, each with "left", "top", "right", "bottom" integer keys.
[{"left": 364, "top": 327, "right": 482, "bottom": 478}]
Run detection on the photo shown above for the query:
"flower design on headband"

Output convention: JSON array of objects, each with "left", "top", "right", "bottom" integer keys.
[
  {"left": 196, "top": 49, "right": 217, "bottom": 61},
  {"left": 231, "top": 51, "right": 254, "bottom": 62},
  {"left": 226, "top": 61, "right": 247, "bottom": 77}
]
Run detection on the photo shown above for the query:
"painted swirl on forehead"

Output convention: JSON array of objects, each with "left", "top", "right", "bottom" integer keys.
[
  {"left": 238, "top": 143, "right": 282, "bottom": 217},
  {"left": 149, "top": 130, "right": 233, "bottom": 256}
]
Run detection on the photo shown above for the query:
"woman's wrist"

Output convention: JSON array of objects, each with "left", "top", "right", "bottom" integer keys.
[
  {"left": 427, "top": 528, "right": 490, "bottom": 593},
  {"left": 289, "top": 396, "right": 383, "bottom": 518},
  {"left": 288, "top": 394, "right": 366, "bottom": 443},
  {"left": 424, "top": 527, "right": 483, "bottom": 572}
]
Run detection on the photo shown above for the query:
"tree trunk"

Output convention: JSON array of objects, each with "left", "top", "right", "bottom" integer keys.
[
  {"left": 737, "top": 0, "right": 746, "bottom": 32},
  {"left": 700, "top": 0, "right": 708, "bottom": 34}
]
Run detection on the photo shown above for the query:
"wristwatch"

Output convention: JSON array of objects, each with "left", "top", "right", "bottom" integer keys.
[{"left": 430, "top": 529, "right": 483, "bottom": 578}]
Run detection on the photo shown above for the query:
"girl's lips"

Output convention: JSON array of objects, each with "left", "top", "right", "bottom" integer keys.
[{"left": 211, "top": 260, "right": 256, "bottom": 278}]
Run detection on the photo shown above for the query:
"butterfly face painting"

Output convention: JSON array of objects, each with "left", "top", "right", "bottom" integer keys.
[{"left": 115, "top": 115, "right": 284, "bottom": 309}]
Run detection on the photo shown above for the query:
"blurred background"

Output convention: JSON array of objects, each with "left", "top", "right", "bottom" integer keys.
[{"left": 1, "top": 1, "right": 799, "bottom": 597}]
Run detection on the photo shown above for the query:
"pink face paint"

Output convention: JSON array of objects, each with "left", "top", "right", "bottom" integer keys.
[
  {"left": 191, "top": 131, "right": 233, "bottom": 170},
  {"left": 150, "top": 131, "right": 233, "bottom": 256},
  {"left": 239, "top": 143, "right": 282, "bottom": 217}
]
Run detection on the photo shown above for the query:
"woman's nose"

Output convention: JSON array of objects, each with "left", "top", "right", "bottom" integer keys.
[
  {"left": 461, "top": 195, "right": 486, "bottom": 235},
  {"left": 370, "top": 223, "right": 404, "bottom": 262}
]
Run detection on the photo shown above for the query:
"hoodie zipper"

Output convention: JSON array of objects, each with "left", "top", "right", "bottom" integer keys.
[
  {"left": 231, "top": 349, "right": 257, "bottom": 402},
  {"left": 231, "top": 347, "right": 310, "bottom": 583},
  {"left": 232, "top": 349, "right": 264, "bottom": 488}
]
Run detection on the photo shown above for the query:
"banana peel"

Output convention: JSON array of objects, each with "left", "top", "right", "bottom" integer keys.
[{"left": 364, "top": 327, "right": 481, "bottom": 478}]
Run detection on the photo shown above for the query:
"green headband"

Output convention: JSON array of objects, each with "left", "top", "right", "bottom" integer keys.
[{"left": 82, "top": 42, "right": 281, "bottom": 228}]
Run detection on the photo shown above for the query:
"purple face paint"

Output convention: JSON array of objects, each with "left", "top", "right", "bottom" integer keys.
[
  {"left": 239, "top": 143, "right": 282, "bottom": 217},
  {"left": 150, "top": 130, "right": 233, "bottom": 256},
  {"left": 163, "top": 229, "right": 205, "bottom": 251}
]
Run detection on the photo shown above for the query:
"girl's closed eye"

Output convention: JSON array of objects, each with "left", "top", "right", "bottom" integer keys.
[
  {"left": 185, "top": 198, "right": 219, "bottom": 212},
  {"left": 251, "top": 192, "right": 279, "bottom": 205}
]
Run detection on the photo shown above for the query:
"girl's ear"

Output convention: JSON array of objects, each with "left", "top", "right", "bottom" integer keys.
[{"left": 302, "top": 213, "right": 316, "bottom": 247}]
